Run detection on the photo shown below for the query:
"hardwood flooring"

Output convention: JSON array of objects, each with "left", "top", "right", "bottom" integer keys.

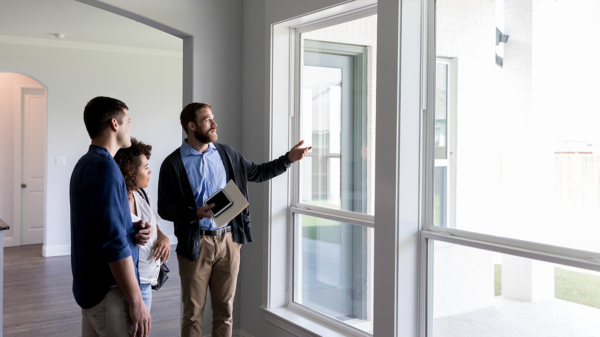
[{"left": 3, "top": 244, "right": 181, "bottom": 336}]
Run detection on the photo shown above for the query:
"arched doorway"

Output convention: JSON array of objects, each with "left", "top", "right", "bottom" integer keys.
[{"left": 0, "top": 72, "right": 47, "bottom": 246}]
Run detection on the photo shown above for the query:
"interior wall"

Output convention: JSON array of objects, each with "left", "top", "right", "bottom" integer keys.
[
  {"left": 81, "top": 1, "right": 245, "bottom": 332},
  {"left": 0, "top": 41, "right": 182, "bottom": 255},
  {"left": 0, "top": 73, "right": 42, "bottom": 243},
  {"left": 90, "top": 0, "right": 244, "bottom": 151}
]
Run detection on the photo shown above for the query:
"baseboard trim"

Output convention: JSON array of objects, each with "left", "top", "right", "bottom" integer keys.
[
  {"left": 199, "top": 329, "right": 253, "bottom": 337},
  {"left": 235, "top": 329, "right": 255, "bottom": 337},
  {"left": 3, "top": 236, "right": 16, "bottom": 247},
  {"left": 42, "top": 244, "right": 71, "bottom": 257}
]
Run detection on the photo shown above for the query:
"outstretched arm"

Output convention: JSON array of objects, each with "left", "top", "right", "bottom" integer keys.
[
  {"left": 245, "top": 140, "right": 312, "bottom": 183},
  {"left": 287, "top": 140, "right": 312, "bottom": 162}
]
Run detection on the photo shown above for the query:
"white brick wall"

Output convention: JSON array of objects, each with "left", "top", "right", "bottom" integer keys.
[
  {"left": 433, "top": 242, "right": 495, "bottom": 318},
  {"left": 434, "top": 0, "right": 498, "bottom": 317}
]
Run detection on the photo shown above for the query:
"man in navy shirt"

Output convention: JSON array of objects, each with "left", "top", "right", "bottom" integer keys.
[{"left": 70, "top": 96, "right": 152, "bottom": 337}]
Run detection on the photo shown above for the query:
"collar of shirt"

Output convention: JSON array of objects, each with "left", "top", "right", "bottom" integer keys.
[
  {"left": 180, "top": 139, "right": 216, "bottom": 157},
  {"left": 89, "top": 144, "right": 111, "bottom": 156}
]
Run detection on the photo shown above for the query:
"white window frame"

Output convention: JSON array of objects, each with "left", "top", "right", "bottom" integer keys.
[
  {"left": 418, "top": 0, "right": 600, "bottom": 335},
  {"left": 287, "top": 7, "right": 377, "bottom": 337},
  {"left": 264, "top": 2, "right": 392, "bottom": 337}
]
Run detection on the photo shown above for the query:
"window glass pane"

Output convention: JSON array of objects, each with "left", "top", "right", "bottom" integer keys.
[
  {"left": 434, "top": 166, "right": 447, "bottom": 227},
  {"left": 434, "top": 0, "right": 600, "bottom": 252},
  {"left": 435, "top": 63, "right": 448, "bottom": 160},
  {"left": 299, "top": 14, "right": 377, "bottom": 215},
  {"left": 293, "top": 214, "right": 373, "bottom": 334},
  {"left": 432, "top": 241, "right": 600, "bottom": 336}
]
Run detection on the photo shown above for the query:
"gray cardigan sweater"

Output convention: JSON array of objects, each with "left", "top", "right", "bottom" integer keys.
[{"left": 157, "top": 142, "right": 291, "bottom": 262}]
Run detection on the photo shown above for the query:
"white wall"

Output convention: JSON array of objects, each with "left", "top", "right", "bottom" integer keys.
[
  {"left": 91, "top": 0, "right": 244, "bottom": 151},
  {"left": 0, "top": 73, "right": 41, "bottom": 243},
  {"left": 0, "top": 41, "right": 182, "bottom": 255},
  {"left": 80, "top": 1, "right": 245, "bottom": 332}
]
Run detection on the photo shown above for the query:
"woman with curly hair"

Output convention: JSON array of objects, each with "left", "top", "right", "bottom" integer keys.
[{"left": 114, "top": 138, "right": 170, "bottom": 310}]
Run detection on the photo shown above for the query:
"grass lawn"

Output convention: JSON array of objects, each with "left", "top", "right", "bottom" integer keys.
[
  {"left": 494, "top": 264, "right": 600, "bottom": 309},
  {"left": 555, "top": 267, "right": 600, "bottom": 309},
  {"left": 494, "top": 264, "right": 501, "bottom": 296}
]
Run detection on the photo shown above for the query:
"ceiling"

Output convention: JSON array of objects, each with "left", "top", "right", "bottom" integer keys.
[{"left": 0, "top": 0, "right": 182, "bottom": 51}]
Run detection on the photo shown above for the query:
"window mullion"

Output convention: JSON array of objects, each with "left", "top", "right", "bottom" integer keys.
[
  {"left": 291, "top": 206, "right": 374, "bottom": 228},
  {"left": 424, "top": 228, "right": 600, "bottom": 272}
]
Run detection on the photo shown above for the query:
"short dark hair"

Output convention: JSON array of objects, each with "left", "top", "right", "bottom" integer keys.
[
  {"left": 83, "top": 96, "right": 129, "bottom": 139},
  {"left": 114, "top": 138, "right": 152, "bottom": 194},
  {"left": 180, "top": 102, "right": 212, "bottom": 132}
]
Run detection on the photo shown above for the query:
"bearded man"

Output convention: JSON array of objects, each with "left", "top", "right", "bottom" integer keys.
[{"left": 157, "top": 103, "right": 310, "bottom": 337}]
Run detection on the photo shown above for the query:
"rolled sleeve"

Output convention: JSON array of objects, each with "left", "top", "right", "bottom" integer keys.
[{"left": 88, "top": 163, "right": 133, "bottom": 263}]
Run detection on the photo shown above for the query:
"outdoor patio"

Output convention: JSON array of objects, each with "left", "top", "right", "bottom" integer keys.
[{"left": 434, "top": 297, "right": 600, "bottom": 337}]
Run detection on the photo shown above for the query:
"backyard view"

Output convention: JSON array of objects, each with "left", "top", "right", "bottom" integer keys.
[
  {"left": 432, "top": 0, "right": 600, "bottom": 335},
  {"left": 495, "top": 264, "right": 600, "bottom": 310}
]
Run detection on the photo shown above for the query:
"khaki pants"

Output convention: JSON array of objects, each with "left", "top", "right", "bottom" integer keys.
[
  {"left": 178, "top": 232, "right": 242, "bottom": 337},
  {"left": 82, "top": 286, "right": 132, "bottom": 337}
]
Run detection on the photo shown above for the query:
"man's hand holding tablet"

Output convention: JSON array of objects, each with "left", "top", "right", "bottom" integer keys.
[
  {"left": 203, "top": 189, "right": 233, "bottom": 218},
  {"left": 197, "top": 204, "right": 215, "bottom": 219}
]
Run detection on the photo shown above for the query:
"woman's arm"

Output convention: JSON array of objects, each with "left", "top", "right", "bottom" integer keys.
[{"left": 152, "top": 225, "right": 171, "bottom": 263}]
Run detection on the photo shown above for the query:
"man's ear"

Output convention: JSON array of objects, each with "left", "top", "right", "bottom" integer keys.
[
  {"left": 188, "top": 121, "right": 196, "bottom": 132},
  {"left": 109, "top": 118, "right": 119, "bottom": 132}
]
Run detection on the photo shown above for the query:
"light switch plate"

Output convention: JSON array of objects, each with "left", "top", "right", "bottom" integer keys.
[{"left": 55, "top": 157, "right": 66, "bottom": 166}]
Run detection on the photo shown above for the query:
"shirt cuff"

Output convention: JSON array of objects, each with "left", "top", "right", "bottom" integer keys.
[
  {"left": 104, "top": 242, "right": 132, "bottom": 263},
  {"left": 282, "top": 152, "right": 293, "bottom": 168}
]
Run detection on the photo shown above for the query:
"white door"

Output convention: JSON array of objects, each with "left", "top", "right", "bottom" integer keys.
[{"left": 20, "top": 88, "right": 46, "bottom": 245}]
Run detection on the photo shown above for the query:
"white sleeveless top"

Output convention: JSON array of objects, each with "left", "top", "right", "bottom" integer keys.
[{"left": 131, "top": 190, "right": 161, "bottom": 286}]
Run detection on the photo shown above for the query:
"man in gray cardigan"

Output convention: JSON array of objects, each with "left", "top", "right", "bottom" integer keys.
[{"left": 158, "top": 103, "right": 310, "bottom": 337}]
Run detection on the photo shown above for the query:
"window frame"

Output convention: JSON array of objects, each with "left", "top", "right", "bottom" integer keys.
[
  {"left": 419, "top": 0, "right": 600, "bottom": 335},
  {"left": 433, "top": 57, "right": 455, "bottom": 229},
  {"left": 285, "top": 7, "right": 377, "bottom": 337},
  {"left": 421, "top": 0, "right": 600, "bottom": 265}
]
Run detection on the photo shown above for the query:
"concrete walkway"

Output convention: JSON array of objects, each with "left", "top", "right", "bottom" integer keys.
[{"left": 434, "top": 297, "right": 600, "bottom": 337}]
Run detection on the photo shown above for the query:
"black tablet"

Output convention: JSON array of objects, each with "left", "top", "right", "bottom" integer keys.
[{"left": 204, "top": 189, "right": 233, "bottom": 218}]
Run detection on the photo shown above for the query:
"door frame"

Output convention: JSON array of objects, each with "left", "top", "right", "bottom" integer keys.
[{"left": 10, "top": 79, "right": 47, "bottom": 247}]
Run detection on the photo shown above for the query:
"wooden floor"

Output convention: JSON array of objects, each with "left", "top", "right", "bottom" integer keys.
[{"left": 3, "top": 244, "right": 181, "bottom": 336}]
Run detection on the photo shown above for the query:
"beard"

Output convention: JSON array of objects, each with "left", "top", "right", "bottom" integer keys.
[{"left": 194, "top": 128, "right": 218, "bottom": 143}]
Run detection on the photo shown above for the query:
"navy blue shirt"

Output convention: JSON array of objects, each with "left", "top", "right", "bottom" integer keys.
[{"left": 70, "top": 145, "right": 139, "bottom": 309}]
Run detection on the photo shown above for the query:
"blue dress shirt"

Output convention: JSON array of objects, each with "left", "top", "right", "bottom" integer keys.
[
  {"left": 180, "top": 140, "right": 228, "bottom": 230},
  {"left": 70, "top": 145, "right": 139, "bottom": 309}
]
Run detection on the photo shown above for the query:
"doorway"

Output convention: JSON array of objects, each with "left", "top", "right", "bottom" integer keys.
[{"left": 0, "top": 73, "right": 47, "bottom": 246}]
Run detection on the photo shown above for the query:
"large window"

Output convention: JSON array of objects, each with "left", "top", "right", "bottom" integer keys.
[
  {"left": 290, "top": 9, "right": 377, "bottom": 335},
  {"left": 425, "top": 0, "right": 600, "bottom": 336}
]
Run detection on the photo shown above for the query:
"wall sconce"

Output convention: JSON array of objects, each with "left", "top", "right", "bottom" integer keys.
[{"left": 496, "top": 27, "right": 509, "bottom": 45}]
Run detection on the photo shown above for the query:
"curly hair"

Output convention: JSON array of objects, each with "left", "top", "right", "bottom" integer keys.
[{"left": 114, "top": 138, "right": 152, "bottom": 194}]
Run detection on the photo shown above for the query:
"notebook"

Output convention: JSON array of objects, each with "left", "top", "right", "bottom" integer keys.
[{"left": 213, "top": 179, "right": 249, "bottom": 228}]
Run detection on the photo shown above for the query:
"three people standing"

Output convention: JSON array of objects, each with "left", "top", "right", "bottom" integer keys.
[{"left": 70, "top": 98, "right": 310, "bottom": 337}]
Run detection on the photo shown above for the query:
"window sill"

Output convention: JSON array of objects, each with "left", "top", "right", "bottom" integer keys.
[{"left": 262, "top": 306, "right": 369, "bottom": 337}]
